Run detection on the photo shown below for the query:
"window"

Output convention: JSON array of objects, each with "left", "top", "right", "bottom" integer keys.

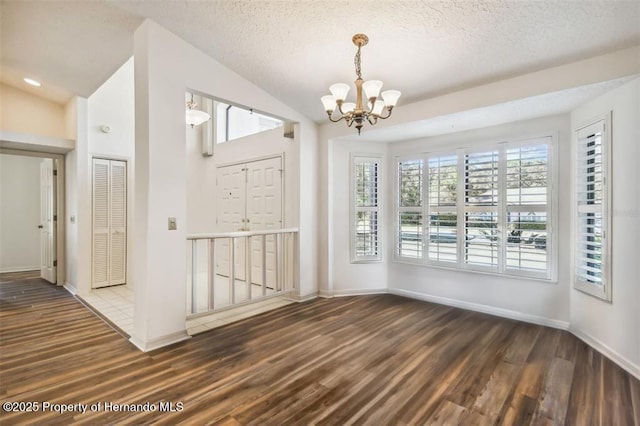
[
  {"left": 427, "top": 154, "right": 457, "bottom": 263},
  {"left": 395, "top": 136, "right": 554, "bottom": 280},
  {"left": 504, "top": 143, "right": 550, "bottom": 277},
  {"left": 351, "top": 155, "right": 381, "bottom": 262},
  {"left": 574, "top": 117, "right": 611, "bottom": 301},
  {"left": 464, "top": 150, "right": 500, "bottom": 270},
  {"left": 215, "top": 101, "right": 283, "bottom": 143},
  {"left": 397, "top": 159, "right": 423, "bottom": 259}
]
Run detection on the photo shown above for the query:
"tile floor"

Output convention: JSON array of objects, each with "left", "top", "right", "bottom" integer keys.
[
  {"left": 81, "top": 284, "right": 293, "bottom": 338},
  {"left": 81, "top": 285, "right": 135, "bottom": 335}
]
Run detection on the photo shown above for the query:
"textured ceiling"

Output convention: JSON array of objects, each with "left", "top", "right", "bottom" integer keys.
[
  {"left": 344, "top": 76, "right": 636, "bottom": 143},
  {"left": 1, "top": 0, "right": 639, "bottom": 123}
]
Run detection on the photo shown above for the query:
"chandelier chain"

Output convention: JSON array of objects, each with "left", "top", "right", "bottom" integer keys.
[{"left": 354, "top": 45, "right": 362, "bottom": 80}]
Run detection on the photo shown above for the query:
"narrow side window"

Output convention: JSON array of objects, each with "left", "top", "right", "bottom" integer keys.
[
  {"left": 574, "top": 117, "right": 611, "bottom": 301},
  {"left": 352, "top": 156, "right": 381, "bottom": 263}
]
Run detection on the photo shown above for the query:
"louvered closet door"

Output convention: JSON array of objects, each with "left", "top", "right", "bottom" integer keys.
[
  {"left": 92, "top": 158, "right": 127, "bottom": 288},
  {"left": 93, "top": 159, "right": 111, "bottom": 288},
  {"left": 110, "top": 161, "right": 127, "bottom": 285}
]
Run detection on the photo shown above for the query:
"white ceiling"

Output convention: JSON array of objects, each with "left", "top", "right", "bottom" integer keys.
[{"left": 2, "top": 0, "right": 639, "bottom": 124}]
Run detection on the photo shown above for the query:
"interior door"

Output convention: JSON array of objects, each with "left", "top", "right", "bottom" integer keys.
[
  {"left": 92, "top": 158, "right": 127, "bottom": 288},
  {"left": 246, "top": 157, "right": 282, "bottom": 287},
  {"left": 109, "top": 160, "right": 126, "bottom": 285},
  {"left": 39, "top": 159, "right": 56, "bottom": 283},
  {"left": 92, "top": 159, "right": 110, "bottom": 288},
  {"left": 216, "top": 157, "right": 283, "bottom": 288},
  {"left": 216, "top": 163, "right": 246, "bottom": 279}
]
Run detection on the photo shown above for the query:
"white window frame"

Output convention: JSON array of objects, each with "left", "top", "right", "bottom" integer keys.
[
  {"left": 394, "top": 156, "right": 424, "bottom": 263},
  {"left": 394, "top": 135, "right": 557, "bottom": 281},
  {"left": 573, "top": 114, "right": 612, "bottom": 301},
  {"left": 214, "top": 101, "right": 284, "bottom": 144},
  {"left": 460, "top": 146, "right": 501, "bottom": 274},
  {"left": 351, "top": 154, "right": 382, "bottom": 263},
  {"left": 426, "top": 152, "right": 459, "bottom": 266},
  {"left": 501, "top": 139, "right": 555, "bottom": 280}
]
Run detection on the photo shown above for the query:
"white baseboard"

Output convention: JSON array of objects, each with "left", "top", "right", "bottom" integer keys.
[
  {"left": 129, "top": 330, "right": 191, "bottom": 352},
  {"left": 318, "top": 290, "right": 333, "bottom": 298},
  {"left": 287, "top": 291, "right": 318, "bottom": 302},
  {"left": 63, "top": 282, "right": 77, "bottom": 295},
  {"left": 388, "top": 288, "right": 570, "bottom": 330},
  {"left": 570, "top": 326, "right": 640, "bottom": 381},
  {"left": 0, "top": 266, "right": 39, "bottom": 273},
  {"left": 333, "top": 288, "right": 388, "bottom": 297}
]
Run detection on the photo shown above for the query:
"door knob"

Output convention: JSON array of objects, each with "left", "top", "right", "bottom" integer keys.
[{"left": 38, "top": 225, "right": 43, "bottom": 229}]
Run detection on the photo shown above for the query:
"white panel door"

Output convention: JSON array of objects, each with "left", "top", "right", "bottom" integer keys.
[
  {"left": 246, "top": 157, "right": 282, "bottom": 287},
  {"left": 216, "top": 163, "right": 246, "bottom": 278},
  {"left": 39, "top": 159, "right": 56, "bottom": 283},
  {"left": 216, "top": 157, "right": 283, "bottom": 288},
  {"left": 92, "top": 158, "right": 127, "bottom": 288}
]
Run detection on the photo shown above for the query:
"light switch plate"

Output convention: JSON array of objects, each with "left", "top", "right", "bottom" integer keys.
[{"left": 168, "top": 217, "right": 177, "bottom": 230}]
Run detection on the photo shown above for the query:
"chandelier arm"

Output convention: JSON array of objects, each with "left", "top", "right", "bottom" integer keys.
[
  {"left": 367, "top": 114, "right": 378, "bottom": 126},
  {"left": 327, "top": 113, "right": 347, "bottom": 123},
  {"left": 376, "top": 107, "right": 394, "bottom": 120},
  {"left": 367, "top": 97, "right": 377, "bottom": 113}
]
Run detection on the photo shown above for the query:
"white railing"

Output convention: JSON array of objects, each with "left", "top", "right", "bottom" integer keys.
[{"left": 186, "top": 228, "right": 298, "bottom": 317}]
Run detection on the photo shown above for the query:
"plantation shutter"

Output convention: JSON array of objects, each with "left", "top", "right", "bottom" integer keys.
[
  {"left": 575, "top": 120, "right": 608, "bottom": 292},
  {"left": 352, "top": 156, "right": 381, "bottom": 262},
  {"left": 504, "top": 141, "right": 550, "bottom": 278},
  {"left": 426, "top": 154, "right": 458, "bottom": 263},
  {"left": 396, "top": 159, "right": 423, "bottom": 259},
  {"left": 463, "top": 150, "right": 499, "bottom": 270}
]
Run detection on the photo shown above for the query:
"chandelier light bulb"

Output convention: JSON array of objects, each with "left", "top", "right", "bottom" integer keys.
[
  {"left": 321, "top": 95, "right": 337, "bottom": 113},
  {"left": 372, "top": 100, "right": 385, "bottom": 115},
  {"left": 329, "top": 83, "right": 350, "bottom": 102},
  {"left": 381, "top": 90, "right": 401, "bottom": 107},
  {"left": 363, "top": 80, "right": 383, "bottom": 100},
  {"left": 342, "top": 102, "right": 356, "bottom": 114}
]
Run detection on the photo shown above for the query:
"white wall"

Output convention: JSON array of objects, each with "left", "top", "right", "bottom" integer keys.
[
  {"left": 387, "top": 114, "right": 572, "bottom": 328},
  {"left": 569, "top": 77, "right": 640, "bottom": 378},
  {"left": 186, "top": 125, "right": 298, "bottom": 233},
  {"left": 0, "top": 154, "right": 42, "bottom": 272},
  {"left": 85, "top": 57, "right": 135, "bottom": 292},
  {"left": 132, "top": 20, "right": 317, "bottom": 351},
  {"left": 329, "top": 140, "right": 389, "bottom": 295},
  {"left": 0, "top": 83, "right": 66, "bottom": 139},
  {"left": 63, "top": 58, "right": 134, "bottom": 296},
  {"left": 64, "top": 97, "right": 89, "bottom": 293}
]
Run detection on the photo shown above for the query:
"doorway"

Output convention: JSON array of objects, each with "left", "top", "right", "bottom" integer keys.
[
  {"left": 91, "top": 158, "right": 127, "bottom": 289},
  {"left": 0, "top": 150, "right": 64, "bottom": 285},
  {"left": 216, "top": 156, "right": 283, "bottom": 286}
]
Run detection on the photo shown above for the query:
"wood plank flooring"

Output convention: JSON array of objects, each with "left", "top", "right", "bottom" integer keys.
[{"left": 1, "top": 277, "right": 639, "bottom": 425}]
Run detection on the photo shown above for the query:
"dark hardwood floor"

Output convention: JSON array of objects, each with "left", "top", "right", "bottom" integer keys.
[
  {"left": 0, "top": 270, "right": 41, "bottom": 282},
  {"left": 1, "top": 277, "right": 639, "bottom": 425}
]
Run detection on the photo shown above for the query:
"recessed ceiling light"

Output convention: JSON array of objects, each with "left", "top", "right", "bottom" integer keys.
[{"left": 24, "top": 78, "right": 41, "bottom": 87}]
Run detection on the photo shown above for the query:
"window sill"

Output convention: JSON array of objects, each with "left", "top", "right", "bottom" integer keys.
[{"left": 392, "top": 257, "right": 557, "bottom": 284}]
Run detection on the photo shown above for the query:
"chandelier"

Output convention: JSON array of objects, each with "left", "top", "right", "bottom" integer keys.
[
  {"left": 186, "top": 92, "right": 211, "bottom": 128},
  {"left": 321, "top": 34, "right": 401, "bottom": 135}
]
